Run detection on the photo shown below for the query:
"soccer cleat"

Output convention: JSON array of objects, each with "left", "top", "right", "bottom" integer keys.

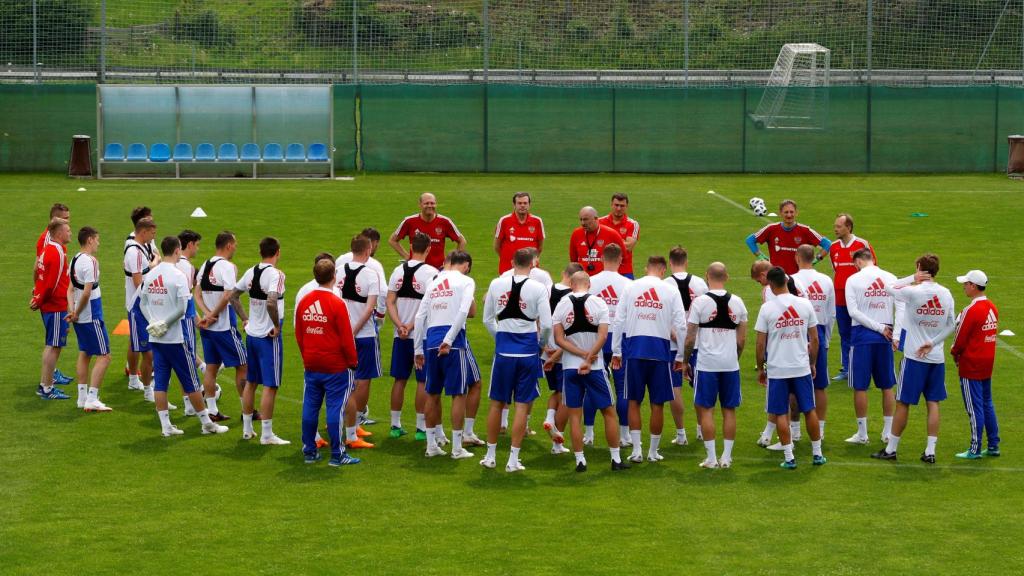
[
  {"left": 627, "top": 452, "right": 644, "bottom": 464},
  {"left": 389, "top": 426, "right": 408, "bottom": 439},
  {"left": 505, "top": 460, "right": 526, "bottom": 473},
  {"left": 37, "top": 385, "right": 70, "bottom": 400},
  {"left": 53, "top": 369, "right": 74, "bottom": 385},
  {"left": 756, "top": 435, "right": 772, "bottom": 448},
  {"left": 718, "top": 458, "right": 732, "bottom": 469},
  {"left": 260, "top": 435, "right": 291, "bottom": 445},
  {"left": 543, "top": 422, "right": 565, "bottom": 444},
  {"left": 209, "top": 412, "right": 230, "bottom": 422},
  {"left": 499, "top": 426, "right": 507, "bottom": 435},
  {"left": 127, "top": 379, "right": 144, "bottom": 391},
  {"left": 671, "top": 436, "right": 689, "bottom": 446},
  {"left": 575, "top": 461, "right": 588, "bottom": 473},
  {"left": 550, "top": 444, "right": 570, "bottom": 455},
  {"left": 77, "top": 395, "right": 86, "bottom": 409},
  {"left": 479, "top": 457, "right": 496, "bottom": 469},
  {"left": 414, "top": 429, "right": 427, "bottom": 441},
  {"left": 252, "top": 411, "right": 263, "bottom": 421},
  {"left": 845, "top": 434, "right": 869, "bottom": 445},
  {"left": 356, "top": 426, "right": 373, "bottom": 438},
  {"left": 463, "top": 433, "right": 486, "bottom": 447},
  {"left": 202, "top": 422, "right": 229, "bottom": 435},
  {"left": 610, "top": 460, "right": 631, "bottom": 471},
  {"left": 920, "top": 452, "right": 936, "bottom": 464},
  {"left": 346, "top": 438, "right": 375, "bottom": 449},
  {"left": 425, "top": 445, "right": 447, "bottom": 458},
  {"left": 451, "top": 447, "right": 475, "bottom": 460},
  {"left": 161, "top": 426, "right": 185, "bottom": 437},
  {"left": 699, "top": 458, "right": 718, "bottom": 469},
  {"left": 620, "top": 437, "right": 632, "bottom": 448},
  {"left": 870, "top": 449, "right": 897, "bottom": 460},
  {"left": 982, "top": 447, "right": 1001, "bottom": 457},
  {"left": 582, "top": 435, "right": 594, "bottom": 447},
  {"left": 780, "top": 459, "right": 797, "bottom": 470},
  {"left": 358, "top": 414, "right": 378, "bottom": 426},
  {"left": 183, "top": 403, "right": 196, "bottom": 416},
  {"left": 766, "top": 442, "right": 785, "bottom": 451},
  {"left": 83, "top": 399, "right": 112, "bottom": 412},
  {"left": 329, "top": 453, "right": 361, "bottom": 467},
  {"left": 527, "top": 427, "right": 537, "bottom": 436},
  {"left": 792, "top": 431, "right": 802, "bottom": 442},
  {"left": 165, "top": 401, "right": 178, "bottom": 411},
  {"left": 880, "top": 434, "right": 891, "bottom": 444},
  {"left": 812, "top": 455, "right": 828, "bottom": 466},
  {"left": 304, "top": 451, "right": 323, "bottom": 464},
  {"left": 955, "top": 450, "right": 982, "bottom": 460},
  {"left": 315, "top": 437, "right": 328, "bottom": 449},
  {"left": 647, "top": 451, "right": 664, "bottom": 462},
  {"left": 831, "top": 370, "right": 848, "bottom": 381},
  {"left": 435, "top": 434, "right": 449, "bottom": 448},
  {"left": 242, "top": 431, "right": 257, "bottom": 440}
]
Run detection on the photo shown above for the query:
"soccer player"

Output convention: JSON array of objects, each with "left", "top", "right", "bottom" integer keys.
[
  {"left": 540, "top": 263, "right": 578, "bottom": 454},
  {"left": 31, "top": 218, "right": 72, "bottom": 400},
  {"left": 481, "top": 248, "right": 553, "bottom": 471},
  {"left": 37, "top": 202, "right": 70, "bottom": 256},
  {"left": 844, "top": 248, "right": 898, "bottom": 445},
  {"left": 663, "top": 245, "right": 708, "bottom": 446},
  {"left": 139, "top": 236, "right": 228, "bottom": 438},
  {"left": 792, "top": 244, "right": 836, "bottom": 439},
  {"left": 175, "top": 229, "right": 207, "bottom": 415},
  {"left": 569, "top": 206, "right": 625, "bottom": 276},
  {"left": 337, "top": 228, "right": 389, "bottom": 389},
  {"left": 68, "top": 226, "right": 112, "bottom": 411},
  {"left": 296, "top": 258, "right": 361, "bottom": 467},
  {"left": 585, "top": 246, "right": 631, "bottom": 446},
  {"left": 233, "top": 237, "right": 289, "bottom": 445},
  {"left": 683, "top": 262, "right": 747, "bottom": 469},
  {"left": 124, "top": 207, "right": 160, "bottom": 384},
  {"left": 755, "top": 267, "right": 826, "bottom": 469},
  {"left": 494, "top": 192, "right": 545, "bottom": 274},
  {"left": 337, "top": 235, "right": 381, "bottom": 449},
  {"left": 389, "top": 192, "right": 467, "bottom": 269},
  {"left": 598, "top": 193, "right": 640, "bottom": 278},
  {"left": 124, "top": 217, "right": 160, "bottom": 402},
  {"left": 829, "top": 213, "right": 875, "bottom": 381},
  {"left": 553, "top": 271, "right": 630, "bottom": 472},
  {"left": 413, "top": 250, "right": 476, "bottom": 459},
  {"left": 611, "top": 256, "right": 687, "bottom": 463},
  {"left": 950, "top": 270, "right": 1000, "bottom": 459},
  {"left": 386, "top": 233, "right": 438, "bottom": 438},
  {"left": 195, "top": 231, "right": 247, "bottom": 422},
  {"left": 872, "top": 254, "right": 955, "bottom": 464},
  {"left": 745, "top": 199, "right": 831, "bottom": 275}
]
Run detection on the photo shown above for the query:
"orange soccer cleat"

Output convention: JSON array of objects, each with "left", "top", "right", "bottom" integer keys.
[
  {"left": 315, "top": 437, "right": 328, "bottom": 449},
  {"left": 346, "top": 438, "right": 375, "bottom": 449},
  {"left": 356, "top": 426, "right": 373, "bottom": 438}
]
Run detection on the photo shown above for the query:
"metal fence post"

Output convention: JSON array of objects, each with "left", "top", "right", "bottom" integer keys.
[
  {"left": 866, "top": 0, "right": 873, "bottom": 84},
  {"left": 352, "top": 0, "right": 359, "bottom": 83},
  {"left": 683, "top": 0, "right": 690, "bottom": 88},
  {"left": 32, "top": 0, "right": 39, "bottom": 84},
  {"left": 482, "top": 0, "right": 489, "bottom": 83},
  {"left": 99, "top": 0, "right": 107, "bottom": 83}
]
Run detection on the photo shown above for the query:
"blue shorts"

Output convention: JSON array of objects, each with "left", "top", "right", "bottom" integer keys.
[
  {"left": 152, "top": 341, "right": 200, "bottom": 394},
  {"left": 353, "top": 336, "right": 382, "bottom": 381},
  {"left": 246, "top": 334, "right": 282, "bottom": 388},
  {"left": 849, "top": 342, "right": 896, "bottom": 391},
  {"left": 464, "top": 341, "right": 482, "bottom": 385},
  {"left": 563, "top": 369, "right": 614, "bottom": 409},
  {"left": 767, "top": 375, "right": 815, "bottom": 415},
  {"left": 424, "top": 347, "right": 468, "bottom": 396},
  {"left": 622, "top": 273, "right": 635, "bottom": 280},
  {"left": 624, "top": 358, "right": 674, "bottom": 405},
  {"left": 670, "top": 349, "right": 698, "bottom": 388},
  {"left": 897, "top": 358, "right": 947, "bottom": 405},
  {"left": 813, "top": 326, "right": 829, "bottom": 390},
  {"left": 488, "top": 354, "right": 541, "bottom": 404},
  {"left": 74, "top": 319, "right": 110, "bottom": 356},
  {"left": 128, "top": 303, "right": 150, "bottom": 353},
  {"left": 200, "top": 328, "right": 246, "bottom": 368},
  {"left": 41, "top": 311, "right": 68, "bottom": 348},
  {"left": 897, "top": 329, "right": 906, "bottom": 353},
  {"left": 390, "top": 337, "right": 425, "bottom": 382},
  {"left": 545, "top": 363, "right": 564, "bottom": 392},
  {"left": 694, "top": 370, "right": 742, "bottom": 409},
  {"left": 181, "top": 316, "right": 198, "bottom": 356}
]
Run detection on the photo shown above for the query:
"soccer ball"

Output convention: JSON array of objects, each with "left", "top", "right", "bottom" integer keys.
[
  {"left": 753, "top": 204, "right": 768, "bottom": 217},
  {"left": 749, "top": 197, "right": 765, "bottom": 209}
]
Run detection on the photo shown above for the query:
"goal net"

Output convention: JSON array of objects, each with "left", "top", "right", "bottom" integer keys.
[{"left": 751, "top": 43, "right": 831, "bottom": 130}]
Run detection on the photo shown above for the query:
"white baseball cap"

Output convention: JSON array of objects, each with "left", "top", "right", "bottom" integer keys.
[{"left": 956, "top": 270, "right": 988, "bottom": 287}]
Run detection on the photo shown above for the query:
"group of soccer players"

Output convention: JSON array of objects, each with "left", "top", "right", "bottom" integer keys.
[{"left": 31, "top": 193, "right": 1003, "bottom": 472}]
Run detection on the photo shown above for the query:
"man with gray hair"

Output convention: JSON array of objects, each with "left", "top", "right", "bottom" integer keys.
[{"left": 569, "top": 206, "right": 624, "bottom": 276}]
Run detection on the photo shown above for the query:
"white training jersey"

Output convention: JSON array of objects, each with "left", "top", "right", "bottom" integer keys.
[
  {"left": 500, "top": 266, "right": 554, "bottom": 293},
  {"left": 335, "top": 262, "right": 381, "bottom": 339},
  {"left": 388, "top": 259, "right": 439, "bottom": 338},
  {"left": 235, "top": 263, "right": 286, "bottom": 338},
  {"left": 755, "top": 293, "right": 818, "bottom": 379},
  {"left": 483, "top": 274, "right": 552, "bottom": 356},
  {"left": 588, "top": 270, "right": 632, "bottom": 353},
  {"left": 663, "top": 272, "right": 709, "bottom": 351},
  {"left": 761, "top": 276, "right": 807, "bottom": 303},
  {"left": 70, "top": 252, "right": 102, "bottom": 324},
  {"left": 196, "top": 256, "right": 239, "bottom": 332},
  {"left": 123, "top": 240, "right": 150, "bottom": 310},
  {"left": 175, "top": 255, "right": 197, "bottom": 318},
  {"left": 792, "top": 268, "right": 836, "bottom": 347},
  {"left": 688, "top": 290, "right": 748, "bottom": 372},
  {"left": 892, "top": 281, "right": 956, "bottom": 364},
  {"left": 845, "top": 264, "right": 898, "bottom": 335},
  {"left": 124, "top": 232, "right": 158, "bottom": 255},
  {"left": 337, "top": 252, "right": 388, "bottom": 317},
  {"left": 414, "top": 269, "right": 475, "bottom": 353},
  {"left": 140, "top": 263, "right": 190, "bottom": 344},
  {"left": 612, "top": 274, "right": 687, "bottom": 362},
  {"left": 293, "top": 279, "right": 318, "bottom": 328},
  {"left": 552, "top": 292, "right": 610, "bottom": 371}
]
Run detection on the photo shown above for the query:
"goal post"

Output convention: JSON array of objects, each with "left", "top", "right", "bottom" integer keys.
[{"left": 751, "top": 43, "right": 831, "bottom": 130}]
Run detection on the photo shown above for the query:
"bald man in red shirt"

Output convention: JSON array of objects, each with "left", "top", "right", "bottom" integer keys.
[{"left": 569, "top": 206, "right": 625, "bottom": 276}]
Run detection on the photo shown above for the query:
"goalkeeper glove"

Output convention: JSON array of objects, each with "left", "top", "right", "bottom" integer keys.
[
  {"left": 756, "top": 253, "right": 769, "bottom": 261},
  {"left": 147, "top": 320, "right": 168, "bottom": 337}
]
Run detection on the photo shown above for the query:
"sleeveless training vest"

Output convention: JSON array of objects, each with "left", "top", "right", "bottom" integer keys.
[
  {"left": 673, "top": 273, "right": 693, "bottom": 311},
  {"left": 123, "top": 243, "right": 151, "bottom": 277},
  {"left": 341, "top": 263, "right": 368, "bottom": 303},
  {"left": 199, "top": 257, "right": 224, "bottom": 292},
  {"left": 70, "top": 254, "right": 99, "bottom": 290},
  {"left": 549, "top": 285, "right": 571, "bottom": 313},
  {"left": 564, "top": 294, "right": 599, "bottom": 336},
  {"left": 396, "top": 261, "right": 426, "bottom": 299},
  {"left": 248, "top": 264, "right": 271, "bottom": 301},
  {"left": 698, "top": 292, "right": 739, "bottom": 330},
  {"left": 497, "top": 277, "right": 535, "bottom": 322}
]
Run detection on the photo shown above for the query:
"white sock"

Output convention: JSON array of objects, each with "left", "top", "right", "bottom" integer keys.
[
  {"left": 886, "top": 434, "right": 901, "bottom": 454},
  {"left": 791, "top": 421, "right": 802, "bottom": 437},
  {"left": 390, "top": 410, "right": 402, "bottom": 428},
  {"left": 649, "top": 434, "right": 661, "bottom": 455},
  {"left": 501, "top": 408, "right": 510, "bottom": 427},
  {"left": 545, "top": 409, "right": 556, "bottom": 425},
  {"left": 819, "top": 420, "right": 826, "bottom": 438},
  {"left": 704, "top": 439, "right": 717, "bottom": 462},
  {"left": 88, "top": 386, "right": 99, "bottom": 402},
  {"left": 811, "top": 439, "right": 823, "bottom": 457},
  {"left": 883, "top": 416, "right": 894, "bottom": 437},
  {"left": 696, "top": 424, "right": 703, "bottom": 440},
  {"left": 465, "top": 417, "right": 475, "bottom": 436},
  {"left": 415, "top": 412, "right": 426, "bottom": 431},
  {"left": 182, "top": 395, "right": 190, "bottom": 408},
  {"left": 762, "top": 421, "right": 777, "bottom": 439},
  {"left": 346, "top": 425, "right": 358, "bottom": 442},
  {"left": 425, "top": 427, "right": 437, "bottom": 449},
  {"left": 783, "top": 443, "right": 794, "bottom": 461},
  {"left": 584, "top": 425, "right": 594, "bottom": 438},
  {"left": 243, "top": 413, "right": 254, "bottom": 434},
  {"left": 856, "top": 417, "right": 868, "bottom": 438},
  {"left": 925, "top": 435, "right": 938, "bottom": 456},
  {"left": 486, "top": 442, "right": 497, "bottom": 460},
  {"left": 630, "top": 430, "right": 642, "bottom": 453},
  {"left": 197, "top": 409, "right": 212, "bottom": 426},
  {"left": 260, "top": 418, "right": 274, "bottom": 439},
  {"left": 723, "top": 439, "right": 735, "bottom": 460},
  {"left": 610, "top": 447, "right": 621, "bottom": 463},
  {"left": 619, "top": 425, "right": 629, "bottom": 441},
  {"left": 676, "top": 428, "right": 687, "bottom": 440},
  {"left": 77, "top": 384, "right": 87, "bottom": 401},
  {"left": 453, "top": 430, "right": 464, "bottom": 451},
  {"left": 158, "top": 409, "right": 172, "bottom": 430},
  {"left": 434, "top": 424, "right": 445, "bottom": 439},
  {"left": 315, "top": 431, "right": 323, "bottom": 442},
  {"left": 574, "top": 451, "right": 586, "bottom": 464},
  {"left": 509, "top": 446, "right": 521, "bottom": 466},
  {"left": 129, "top": 374, "right": 141, "bottom": 386},
  {"left": 206, "top": 396, "right": 219, "bottom": 415},
  {"left": 199, "top": 361, "right": 207, "bottom": 374}
]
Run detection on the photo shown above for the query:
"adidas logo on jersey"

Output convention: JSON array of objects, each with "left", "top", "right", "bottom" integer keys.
[
  {"left": 864, "top": 278, "right": 888, "bottom": 298},
  {"left": 148, "top": 275, "right": 168, "bottom": 295},
  {"left": 805, "top": 281, "right": 827, "bottom": 301},
  {"left": 430, "top": 278, "right": 453, "bottom": 298},
  {"left": 633, "top": 288, "right": 663, "bottom": 309},
  {"left": 598, "top": 285, "right": 619, "bottom": 306},
  {"left": 982, "top": 309, "right": 998, "bottom": 331},
  {"left": 774, "top": 305, "right": 804, "bottom": 329},
  {"left": 302, "top": 300, "right": 328, "bottom": 323},
  {"left": 915, "top": 295, "right": 945, "bottom": 316}
]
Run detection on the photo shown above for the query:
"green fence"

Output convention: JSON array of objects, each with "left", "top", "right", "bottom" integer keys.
[{"left": 1, "top": 85, "right": 1021, "bottom": 174}]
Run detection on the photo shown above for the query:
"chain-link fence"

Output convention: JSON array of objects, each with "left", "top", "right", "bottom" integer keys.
[{"left": 2, "top": 0, "right": 1023, "bottom": 86}]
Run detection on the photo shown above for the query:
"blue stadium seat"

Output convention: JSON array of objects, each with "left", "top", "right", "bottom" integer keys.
[
  {"left": 126, "top": 143, "right": 148, "bottom": 162},
  {"left": 218, "top": 143, "right": 238, "bottom": 161},
  {"left": 285, "top": 143, "right": 305, "bottom": 161},
  {"left": 195, "top": 143, "right": 216, "bottom": 161},
  {"left": 173, "top": 143, "right": 193, "bottom": 161},
  {"left": 150, "top": 143, "right": 171, "bottom": 162},
  {"left": 103, "top": 143, "right": 124, "bottom": 161},
  {"left": 241, "top": 143, "right": 261, "bottom": 162},
  {"left": 308, "top": 142, "right": 329, "bottom": 161},
  {"left": 263, "top": 143, "right": 283, "bottom": 161}
]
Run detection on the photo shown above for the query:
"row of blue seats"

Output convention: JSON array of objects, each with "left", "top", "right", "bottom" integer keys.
[{"left": 103, "top": 142, "right": 330, "bottom": 162}]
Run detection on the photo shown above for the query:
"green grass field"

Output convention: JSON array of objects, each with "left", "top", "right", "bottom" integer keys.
[{"left": 3, "top": 172, "right": 1022, "bottom": 575}]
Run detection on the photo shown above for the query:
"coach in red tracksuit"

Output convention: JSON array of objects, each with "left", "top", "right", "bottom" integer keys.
[
  {"left": 31, "top": 218, "right": 72, "bottom": 400},
  {"left": 950, "top": 270, "right": 1000, "bottom": 459},
  {"left": 295, "top": 259, "right": 359, "bottom": 465}
]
